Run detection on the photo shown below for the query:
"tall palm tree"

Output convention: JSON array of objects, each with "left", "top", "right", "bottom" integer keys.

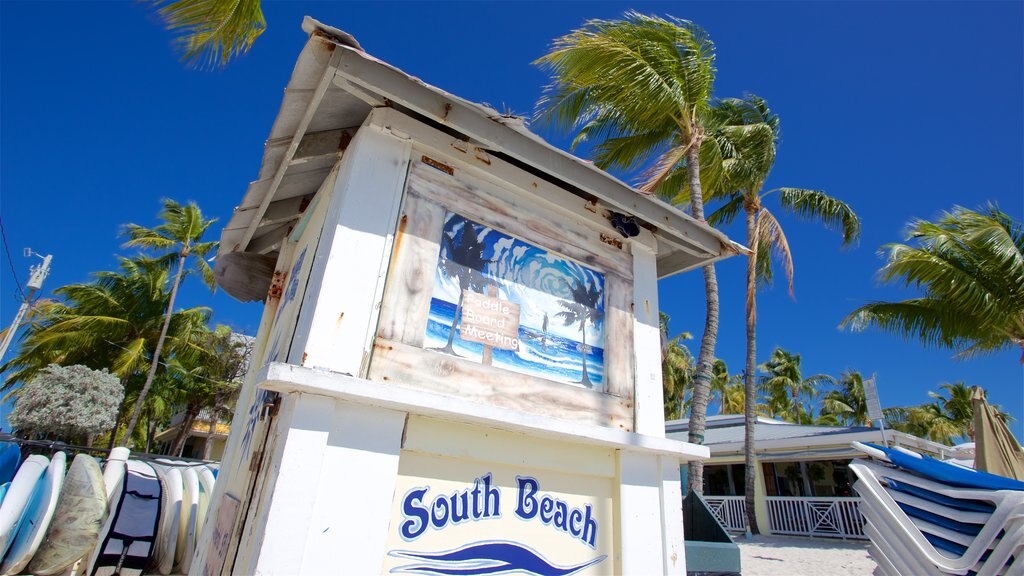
[
  {"left": 120, "top": 199, "right": 217, "bottom": 446},
  {"left": 758, "top": 347, "right": 836, "bottom": 424},
  {"left": 555, "top": 277, "right": 605, "bottom": 388},
  {"left": 842, "top": 205, "right": 1023, "bottom": 361},
  {"left": 821, "top": 370, "right": 872, "bottom": 426},
  {"left": 433, "top": 220, "right": 491, "bottom": 355},
  {"left": 535, "top": 11, "right": 724, "bottom": 493},
  {"left": 703, "top": 95, "right": 859, "bottom": 531},
  {"left": 149, "top": 0, "right": 266, "bottom": 68}
]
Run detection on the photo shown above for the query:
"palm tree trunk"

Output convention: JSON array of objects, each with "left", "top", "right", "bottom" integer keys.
[
  {"left": 107, "top": 393, "right": 128, "bottom": 449},
  {"left": 170, "top": 404, "right": 199, "bottom": 457},
  {"left": 203, "top": 399, "right": 221, "bottom": 461},
  {"left": 579, "top": 323, "right": 591, "bottom": 388},
  {"left": 743, "top": 205, "right": 760, "bottom": 534},
  {"left": 685, "top": 136, "right": 720, "bottom": 496},
  {"left": 120, "top": 253, "right": 187, "bottom": 446},
  {"left": 441, "top": 286, "right": 466, "bottom": 354}
]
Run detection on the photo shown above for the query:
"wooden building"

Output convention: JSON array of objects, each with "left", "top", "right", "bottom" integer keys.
[{"left": 194, "top": 17, "right": 740, "bottom": 576}]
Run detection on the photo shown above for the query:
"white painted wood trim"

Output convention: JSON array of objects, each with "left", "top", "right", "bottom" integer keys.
[
  {"left": 659, "top": 456, "right": 686, "bottom": 575},
  {"left": 257, "top": 362, "right": 709, "bottom": 461},
  {"left": 238, "top": 48, "right": 343, "bottom": 250},
  {"left": 292, "top": 109, "right": 413, "bottom": 376},
  {"left": 632, "top": 243, "right": 665, "bottom": 436},
  {"left": 370, "top": 107, "right": 658, "bottom": 253},
  {"left": 617, "top": 452, "right": 666, "bottom": 575}
]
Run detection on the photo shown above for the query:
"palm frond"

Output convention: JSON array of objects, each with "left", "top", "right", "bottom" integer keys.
[
  {"left": 777, "top": 188, "right": 861, "bottom": 247},
  {"left": 755, "top": 208, "right": 795, "bottom": 295},
  {"left": 153, "top": 0, "right": 266, "bottom": 69}
]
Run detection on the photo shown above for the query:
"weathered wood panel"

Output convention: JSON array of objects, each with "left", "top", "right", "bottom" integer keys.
[
  {"left": 604, "top": 272, "right": 635, "bottom": 400},
  {"left": 368, "top": 339, "right": 633, "bottom": 432},
  {"left": 376, "top": 192, "right": 445, "bottom": 346},
  {"left": 407, "top": 160, "right": 634, "bottom": 279}
]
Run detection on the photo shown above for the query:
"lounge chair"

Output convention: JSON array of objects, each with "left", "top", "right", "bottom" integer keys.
[{"left": 850, "top": 442, "right": 1024, "bottom": 576}]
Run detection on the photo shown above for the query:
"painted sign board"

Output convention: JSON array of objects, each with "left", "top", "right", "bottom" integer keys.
[
  {"left": 383, "top": 452, "right": 613, "bottom": 575},
  {"left": 864, "top": 376, "right": 883, "bottom": 422},
  {"left": 459, "top": 290, "right": 521, "bottom": 350},
  {"left": 424, "top": 211, "right": 606, "bottom": 391}
]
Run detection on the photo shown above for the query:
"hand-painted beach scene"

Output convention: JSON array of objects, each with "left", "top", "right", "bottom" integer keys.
[{"left": 424, "top": 212, "right": 606, "bottom": 390}]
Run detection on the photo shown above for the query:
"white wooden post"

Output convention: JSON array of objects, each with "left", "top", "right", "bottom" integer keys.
[
  {"left": 632, "top": 242, "right": 664, "bottom": 437},
  {"left": 241, "top": 394, "right": 406, "bottom": 575},
  {"left": 290, "top": 109, "right": 413, "bottom": 376},
  {"left": 618, "top": 452, "right": 668, "bottom": 574}
]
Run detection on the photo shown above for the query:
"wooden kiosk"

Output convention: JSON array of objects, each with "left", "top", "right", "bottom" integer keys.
[{"left": 195, "top": 17, "right": 739, "bottom": 576}]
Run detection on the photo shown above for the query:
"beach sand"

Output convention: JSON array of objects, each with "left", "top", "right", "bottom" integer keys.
[{"left": 737, "top": 534, "right": 876, "bottom": 575}]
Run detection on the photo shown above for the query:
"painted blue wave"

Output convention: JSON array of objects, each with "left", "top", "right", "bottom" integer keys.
[{"left": 390, "top": 541, "right": 606, "bottom": 576}]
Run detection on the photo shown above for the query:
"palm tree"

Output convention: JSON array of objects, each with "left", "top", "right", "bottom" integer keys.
[
  {"left": 821, "top": 370, "right": 872, "bottom": 426},
  {"left": 555, "top": 277, "right": 605, "bottom": 388},
  {"left": 703, "top": 96, "right": 859, "bottom": 530},
  {"left": 841, "top": 205, "right": 1023, "bottom": 361},
  {"left": 661, "top": 315, "right": 695, "bottom": 420},
  {"left": 758, "top": 347, "right": 836, "bottom": 424},
  {"left": 149, "top": 0, "right": 266, "bottom": 68},
  {"left": 120, "top": 200, "right": 218, "bottom": 446},
  {"left": 885, "top": 383, "right": 1012, "bottom": 444},
  {"left": 535, "top": 11, "right": 724, "bottom": 493},
  {"left": 433, "top": 219, "right": 491, "bottom": 355},
  {"left": 718, "top": 381, "right": 747, "bottom": 415}
]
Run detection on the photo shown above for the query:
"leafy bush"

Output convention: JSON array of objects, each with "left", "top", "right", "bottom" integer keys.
[{"left": 9, "top": 364, "right": 123, "bottom": 440}]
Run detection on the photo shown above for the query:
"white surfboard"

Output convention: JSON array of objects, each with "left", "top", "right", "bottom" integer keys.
[
  {"left": 0, "top": 454, "right": 48, "bottom": 559},
  {"left": 175, "top": 467, "right": 199, "bottom": 574},
  {"left": 2, "top": 451, "right": 67, "bottom": 575},
  {"left": 151, "top": 464, "right": 182, "bottom": 575},
  {"left": 101, "top": 448, "right": 130, "bottom": 502},
  {"left": 195, "top": 466, "right": 216, "bottom": 540}
]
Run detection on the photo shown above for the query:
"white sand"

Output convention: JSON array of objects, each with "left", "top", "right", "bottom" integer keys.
[{"left": 737, "top": 535, "right": 877, "bottom": 576}]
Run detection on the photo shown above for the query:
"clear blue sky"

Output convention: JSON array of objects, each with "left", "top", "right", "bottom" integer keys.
[{"left": 1, "top": 1, "right": 1021, "bottom": 440}]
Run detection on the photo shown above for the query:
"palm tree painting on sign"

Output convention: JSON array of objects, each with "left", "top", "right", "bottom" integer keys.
[{"left": 426, "top": 212, "right": 606, "bottom": 390}]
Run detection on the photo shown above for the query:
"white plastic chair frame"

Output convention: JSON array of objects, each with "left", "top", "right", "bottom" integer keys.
[{"left": 849, "top": 457, "right": 1024, "bottom": 575}]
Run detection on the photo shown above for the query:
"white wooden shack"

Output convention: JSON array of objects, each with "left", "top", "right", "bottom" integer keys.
[{"left": 194, "top": 17, "right": 740, "bottom": 576}]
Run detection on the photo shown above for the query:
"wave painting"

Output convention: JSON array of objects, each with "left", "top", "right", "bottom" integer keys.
[
  {"left": 425, "top": 212, "right": 605, "bottom": 390},
  {"left": 389, "top": 541, "right": 607, "bottom": 576}
]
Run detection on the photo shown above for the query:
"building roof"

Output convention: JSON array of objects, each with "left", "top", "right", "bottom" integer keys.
[
  {"left": 214, "top": 17, "right": 742, "bottom": 301},
  {"left": 665, "top": 415, "right": 955, "bottom": 461}
]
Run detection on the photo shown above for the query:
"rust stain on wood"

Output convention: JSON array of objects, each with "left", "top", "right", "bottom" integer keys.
[
  {"left": 600, "top": 233, "right": 623, "bottom": 249},
  {"left": 421, "top": 155, "right": 454, "bottom": 175}
]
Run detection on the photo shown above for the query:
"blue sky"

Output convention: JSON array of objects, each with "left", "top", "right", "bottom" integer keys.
[{"left": 1, "top": 1, "right": 1021, "bottom": 440}]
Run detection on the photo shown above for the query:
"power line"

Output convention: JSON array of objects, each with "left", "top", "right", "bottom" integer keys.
[{"left": 0, "top": 216, "right": 25, "bottom": 301}]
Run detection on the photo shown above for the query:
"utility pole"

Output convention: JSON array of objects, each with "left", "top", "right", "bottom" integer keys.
[{"left": 0, "top": 250, "right": 53, "bottom": 364}]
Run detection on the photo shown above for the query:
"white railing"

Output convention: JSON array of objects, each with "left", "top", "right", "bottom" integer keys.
[
  {"left": 703, "top": 496, "right": 748, "bottom": 533},
  {"left": 766, "top": 497, "right": 866, "bottom": 539}
]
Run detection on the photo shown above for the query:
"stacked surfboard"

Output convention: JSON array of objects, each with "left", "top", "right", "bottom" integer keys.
[{"left": 0, "top": 444, "right": 219, "bottom": 576}]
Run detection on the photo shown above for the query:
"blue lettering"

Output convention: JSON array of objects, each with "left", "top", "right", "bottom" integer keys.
[
  {"left": 451, "top": 491, "right": 470, "bottom": 523},
  {"left": 554, "top": 500, "right": 568, "bottom": 531},
  {"left": 400, "top": 488, "right": 429, "bottom": 540},
  {"left": 569, "top": 509, "right": 583, "bottom": 537},
  {"left": 431, "top": 496, "right": 450, "bottom": 528},
  {"left": 515, "top": 477, "right": 539, "bottom": 519},
  {"left": 482, "top": 473, "right": 500, "bottom": 517},
  {"left": 540, "top": 496, "right": 555, "bottom": 523},
  {"left": 582, "top": 504, "right": 598, "bottom": 548}
]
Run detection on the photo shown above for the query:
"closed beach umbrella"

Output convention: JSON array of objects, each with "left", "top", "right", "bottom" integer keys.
[{"left": 971, "top": 387, "right": 1024, "bottom": 480}]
